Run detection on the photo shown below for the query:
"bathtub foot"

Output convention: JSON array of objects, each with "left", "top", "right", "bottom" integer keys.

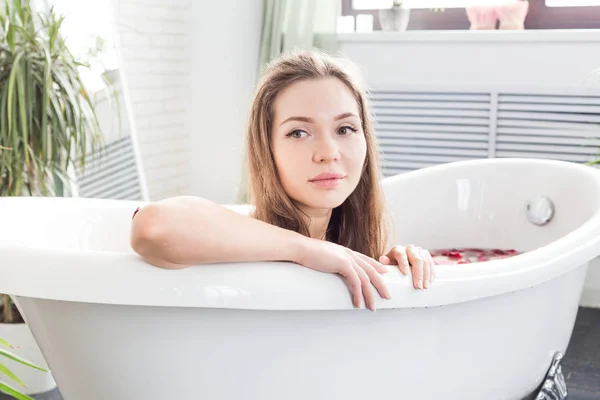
[{"left": 534, "top": 352, "right": 567, "bottom": 400}]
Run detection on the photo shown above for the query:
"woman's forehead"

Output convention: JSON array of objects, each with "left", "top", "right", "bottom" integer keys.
[{"left": 273, "top": 78, "right": 360, "bottom": 120}]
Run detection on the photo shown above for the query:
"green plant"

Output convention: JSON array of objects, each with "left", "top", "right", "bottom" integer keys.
[
  {"left": 0, "top": 337, "right": 49, "bottom": 400},
  {"left": 0, "top": 0, "right": 107, "bottom": 323}
]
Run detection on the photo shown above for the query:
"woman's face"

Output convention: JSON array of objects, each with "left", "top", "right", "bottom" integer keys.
[{"left": 271, "top": 77, "right": 367, "bottom": 213}]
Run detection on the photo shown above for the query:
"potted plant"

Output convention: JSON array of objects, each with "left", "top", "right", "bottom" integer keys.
[
  {"left": 1, "top": 337, "right": 48, "bottom": 400},
  {"left": 1, "top": 0, "right": 106, "bottom": 394}
]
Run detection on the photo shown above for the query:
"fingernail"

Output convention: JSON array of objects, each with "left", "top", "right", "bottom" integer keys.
[
  {"left": 418, "top": 279, "right": 423, "bottom": 290},
  {"left": 424, "top": 279, "right": 429, "bottom": 289}
]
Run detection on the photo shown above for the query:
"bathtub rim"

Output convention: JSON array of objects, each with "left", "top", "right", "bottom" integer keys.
[{"left": 1, "top": 158, "right": 600, "bottom": 310}]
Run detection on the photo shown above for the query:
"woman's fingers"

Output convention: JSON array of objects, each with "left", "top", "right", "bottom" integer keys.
[
  {"left": 426, "top": 250, "right": 436, "bottom": 282},
  {"left": 406, "top": 245, "right": 424, "bottom": 289},
  {"left": 337, "top": 251, "right": 392, "bottom": 311},
  {"left": 352, "top": 253, "right": 391, "bottom": 301},
  {"left": 420, "top": 248, "right": 431, "bottom": 289},
  {"left": 352, "top": 261, "right": 376, "bottom": 311},
  {"left": 352, "top": 250, "right": 389, "bottom": 274},
  {"left": 337, "top": 245, "right": 437, "bottom": 310},
  {"left": 388, "top": 245, "right": 410, "bottom": 275},
  {"left": 381, "top": 245, "right": 436, "bottom": 290},
  {"left": 336, "top": 261, "right": 363, "bottom": 308}
]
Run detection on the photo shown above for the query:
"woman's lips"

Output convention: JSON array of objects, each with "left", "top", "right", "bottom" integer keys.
[{"left": 309, "top": 177, "right": 344, "bottom": 188}]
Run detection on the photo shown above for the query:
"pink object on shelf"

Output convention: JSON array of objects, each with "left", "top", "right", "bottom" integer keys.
[
  {"left": 466, "top": 1, "right": 529, "bottom": 31},
  {"left": 465, "top": 5, "right": 498, "bottom": 30},
  {"left": 495, "top": 1, "right": 529, "bottom": 30}
]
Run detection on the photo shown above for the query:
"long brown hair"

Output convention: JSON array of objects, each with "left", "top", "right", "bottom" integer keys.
[{"left": 244, "top": 49, "right": 389, "bottom": 259}]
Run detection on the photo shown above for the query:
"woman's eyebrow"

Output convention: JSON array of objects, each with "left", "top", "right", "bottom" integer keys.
[
  {"left": 279, "top": 112, "right": 358, "bottom": 127},
  {"left": 279, "top": 116, "right": 314, "bottom": 126}
]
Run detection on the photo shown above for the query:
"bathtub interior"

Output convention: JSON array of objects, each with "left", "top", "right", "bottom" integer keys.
[
  {"left": 0, "top": 197, "right": 141, "bottom": 253},
  {"left": 381, "top": 160, "right": 600, "bottom": 257},
  {"left": 0, "top": 197, "right": 254, "bottom": 254}
]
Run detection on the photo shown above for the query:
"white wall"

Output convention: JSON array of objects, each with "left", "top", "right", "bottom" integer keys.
[
  {"left": 112, "top": 0, "right": 263, "bottom": 203},
  {"left": 337, "top": 30, "right": 600, "bottom": 88},
  {"left": 582, "top": 259, "right": 600, "bottom": 308},
  {"left": 113, "top": 0, "right": 192, "bottom": 201},
  {"left": 187, "top": 0, "right": 264, "bottom": 204},
  {"left": 338, "top": 30, "right": 600, "bottom": 308}
]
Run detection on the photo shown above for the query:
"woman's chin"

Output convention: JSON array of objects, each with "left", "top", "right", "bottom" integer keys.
[{"left": 301, "top": 193, "right": 348, "bottom": 210}]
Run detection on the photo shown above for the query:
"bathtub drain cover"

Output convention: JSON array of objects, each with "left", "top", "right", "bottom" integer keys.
[{"left": 526, "top": 196, "right": 555, "bottom": 226}]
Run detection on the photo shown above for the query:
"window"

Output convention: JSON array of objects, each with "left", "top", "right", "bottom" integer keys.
[
  {"left": 546, "top": 0, "right": 600, "bottom": 6},
  {"left": 352, "top": 0, "right": 516, "bottom": 9},
  {"left": 342, "top": 0, "right": 600, "bottom": 30},
  {"left": 33, "top": 0, "right": 120, "bottom": 93}
]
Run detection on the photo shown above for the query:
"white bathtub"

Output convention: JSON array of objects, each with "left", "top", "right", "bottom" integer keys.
[{"left": 1, "top": 158, "right": 599, "bottom": 400}]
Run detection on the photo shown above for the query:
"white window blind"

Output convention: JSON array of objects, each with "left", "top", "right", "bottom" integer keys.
[{"left": 74, "top": 136, "right": 145, "bottom": 201}]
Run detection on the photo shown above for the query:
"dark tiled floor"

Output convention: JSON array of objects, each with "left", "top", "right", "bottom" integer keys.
[
  {"left": 3, "top": 307, "right": 599, "bottom": 400},
  {"left": 562, "top": 307, "right": 600, "bottom": 400}
]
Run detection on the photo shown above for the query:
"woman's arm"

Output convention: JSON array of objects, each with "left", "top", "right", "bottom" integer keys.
[
  {"left": 130, "top": 195, "right": 392, "bottom": 310},
  {"left": 130, "top": 196, "right": 306, "bottom": 269}
]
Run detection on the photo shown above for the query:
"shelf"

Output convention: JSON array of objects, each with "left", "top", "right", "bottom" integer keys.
[{"left": 336, "top": 29, "right": 600, "bottom": 43}]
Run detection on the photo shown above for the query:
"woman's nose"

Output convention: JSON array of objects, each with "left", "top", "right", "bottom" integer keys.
[{"left": 313, "top": 135, "right": 340, "bottom": 163}]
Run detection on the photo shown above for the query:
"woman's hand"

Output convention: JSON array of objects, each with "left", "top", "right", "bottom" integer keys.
[
  {"left": 295, "top": 238, "right": 391, "bottom": 311},
  {"left": 380, "top": 245, "right": 435, "bottom": 290}
]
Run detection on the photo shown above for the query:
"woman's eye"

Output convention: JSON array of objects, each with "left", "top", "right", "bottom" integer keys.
[
  {"left": 287, "top": 130, "right": 307, "bottom": 139},
  {"left": 339, "top": 126, "right": 358, "bottom": 135}
]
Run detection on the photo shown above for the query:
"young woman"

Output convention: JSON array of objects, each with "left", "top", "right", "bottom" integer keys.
[{"left": 130, "top": 49, "right": 435, "bottom": 311}]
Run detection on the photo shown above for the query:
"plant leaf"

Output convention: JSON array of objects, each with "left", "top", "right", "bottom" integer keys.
[
  {"left": 0, "top": 0, "right": 106, "bottom": 196},
  {"left": 0, "top": 363, "right": 26, "bottom": 387},
  {"left": 0, "top": 381, "right": 34, "bottom": 400},
  {"left": 0, "top": 348, "right": 48, "bottom": 372},
  {"left": 41, "top": 47, "right": 50, "bottom": 162},
  {"left": 6, "top": 51, "right": 21, "bottom": 141},
  {"left": 16, "top": 55, "right": 28, "bottom": 165}
]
